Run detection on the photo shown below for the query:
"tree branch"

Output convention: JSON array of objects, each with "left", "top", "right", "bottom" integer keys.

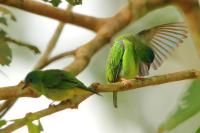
[
  {"left": 0, "top": 82, "right": 38, "bottom": 100},
  {"left": 0, "top": 0, "right": 106, "bottom": 31},
  {"left": 94, "top": 70, "right": 200, "bottom": 92},
  {"left": 0, "top": 69, "right": 199, "bottom": 100},
  {"left": 36, "top": 50, "right": 76, "bottom": 69}
]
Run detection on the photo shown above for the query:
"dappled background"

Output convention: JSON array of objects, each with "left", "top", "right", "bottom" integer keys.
[{"left": 0, "top": 0, "right": 200, "bottom": 133}]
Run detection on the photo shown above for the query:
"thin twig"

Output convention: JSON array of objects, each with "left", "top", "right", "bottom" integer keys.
[
  {"left": 0, "top": 99, "right": 16, "bottom": 119},
  {"left": 36, "top": 50, "right": 75, "bottom": 69},
  {"left": 5, "top": 37, "right": 40, "bottom": 54}
]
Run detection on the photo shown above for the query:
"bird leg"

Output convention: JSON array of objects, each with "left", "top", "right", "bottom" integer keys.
[{"left": 120, "top": 78, "right": 133, "bottom": 88}]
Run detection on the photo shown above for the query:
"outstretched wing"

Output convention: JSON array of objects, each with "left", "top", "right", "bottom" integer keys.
[
  {"left": 106, "top": 40, "right": 124, "bottom": 83},
  {"left": 138, "top": 22, "right": 188, "bottom": 70}
]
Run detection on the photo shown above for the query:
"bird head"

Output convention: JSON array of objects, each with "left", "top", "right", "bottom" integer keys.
[{"left": 22, "top": 70, "right": 43, "bottom": 89}]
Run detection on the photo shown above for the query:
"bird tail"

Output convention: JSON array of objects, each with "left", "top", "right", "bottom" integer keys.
[{"left": 113, "top": 92, "right": 118, "bottom": 108}]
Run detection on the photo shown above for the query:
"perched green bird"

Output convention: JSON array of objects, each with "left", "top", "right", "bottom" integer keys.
[
  {"left": 23, "top": 69, "right": 99, "bottom": 101},
  {"left": 106, "top": 22, "right": 188, "bottom": 108}
]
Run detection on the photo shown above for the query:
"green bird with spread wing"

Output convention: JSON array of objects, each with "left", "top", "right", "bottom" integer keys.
[
  {"left": 106, "top": 21, "right": 188, "bottom": 108},
  {"left": 23, "top": 69, "right": 99, "bottom": 101}
]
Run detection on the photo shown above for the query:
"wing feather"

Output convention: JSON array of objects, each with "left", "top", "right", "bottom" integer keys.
[{"left": 138, "top": 22, "right": 188, "bottom": 70}]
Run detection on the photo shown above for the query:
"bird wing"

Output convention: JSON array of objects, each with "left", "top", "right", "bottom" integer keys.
[
  {"left": 59, "top": 71, "right": 100, "bottom": 95},
  {"left": 106, "top": 39, "right": 125, "bottom": 83},
  {"left": 42, "top": 70, "right": 99, "bottom": 95},
  {"left": 138, "top": 22, "right": 188, "bottom": 70},
  {"left": 42, "top": 70, "right": 76, "bottom": 89}
]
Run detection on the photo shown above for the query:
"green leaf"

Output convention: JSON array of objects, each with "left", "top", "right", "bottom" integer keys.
[
  {"left": 50, "top": 0, "right": 61, "bottom": 7},
  {"left": 66, "top": 0, "right": 82, "bottom": 5},
  {"left": 5, "top": 37, "right": 40, "bottom": 54},
  {"left": 0, "top": 120, "right": 7, "bottom": 128},
  {"left": 118, "top": 5, "right": 185, "bottom": 36},
  {"left": 0, "top": 29, "right": 6, "bottom": 37},
  {"left": 0, "top": 39, "right": 12, "bottom": 66},
  {"left": 0, "top": 17, "right": 7, "bottom": 26},
  {"left": 42, "top": 0, "right": 82, "bottom": 6},
  {"left": 0, "top": 6, "right": 16, "bottom": 21},
  {"left": 42, "top": 0, "right": 61, "bottom": 7},
  {"left": 196, "top": 127, "right": 200, "bottom": 133},
  {"left": 27, "top": 120, "right": 43, "bottom": 133},
  {"left": 159, "top": 80, "right": 200, "bottom": 132}
]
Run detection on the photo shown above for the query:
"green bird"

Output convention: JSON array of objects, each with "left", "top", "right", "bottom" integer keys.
[
  {"left": 23, "top": 69, "right": 99, "bottom": 101},
  {"left": 106, "top": 22, "right": 188, "bottom": 108}
]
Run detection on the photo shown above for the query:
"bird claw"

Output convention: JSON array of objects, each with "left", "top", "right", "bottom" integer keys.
[
  {"left": 120, "top": 78, "right": 133, "bottom": 88},
  {"left": 48, "top": 101, "right": 57, "bottom": 108},
  {"left": 61, "top": 100, "right": 79, "bottom": 109}
]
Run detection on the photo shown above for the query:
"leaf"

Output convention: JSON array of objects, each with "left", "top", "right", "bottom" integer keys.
[
  {"left": 27, "top": 120, "right": 43, "bottom": 133},
  {"left": 5, "top": 37, "right": 40, "bottom": 54},
  {"left": 42, "top": 0, "right": 82, "bottom": 6},
  {"left": 66, "top": 0, "right": 82, "bottom": 5},
  {"left": 42, "top": 0, "right": 61, "bottom": 7},
  {"left": 158, "top": 80, "right": 200, "bottom": 133},
  {"left": 0, "top": 39, "right": 12, "bottom": 66},
  {"left": 0, "top": 29, "right": 6, "bottom": 37},
  {"left": 0, "top": 120, "right": 7, "bottom": 128},
  {"left": 118, "top": 5, "right": 185, "bottom": 36},
  {"left": 50, "top": 0, "right": 61, "bottom": 7},
  {"left": 0, "top": 17, "right": 7, "bottom": 26},
  {"left": 196, "top": 127, "right": 200, "bottom": 133},
  {"left": 0, "top": 6, "right": 16, "bottom": 21}
]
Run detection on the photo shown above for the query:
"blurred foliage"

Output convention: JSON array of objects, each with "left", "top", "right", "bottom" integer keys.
[
  {"left": 27, "top": 120, "right": 43, "bottom": 133},
  {"left": 159, "top": 80, "right": 200, "bottom": 132},
  {"left": 42, "top": 0, "right": 82, "bottom": 6},
  {"left": 0, "top": 6, "right": 40, "bottom": 66},
  {"left": 0, "top": 120, "right": 7, "bottom": 128},
  {"left": 196, "top": 127, "right": 200, "bottom": 133},
  {"left": 0, "top": 6, "right": 15, "bottom": 65}
]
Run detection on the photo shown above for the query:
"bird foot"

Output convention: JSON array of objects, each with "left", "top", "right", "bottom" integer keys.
[
  {"left": 120, "top": 78, "right": 133, "bottom": 88},
  {"left": 48, "top": 101, "right": 57, "bottom": 108},
  {"left": 61, "top": 100, "right": 79, "bottom": 109}
]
